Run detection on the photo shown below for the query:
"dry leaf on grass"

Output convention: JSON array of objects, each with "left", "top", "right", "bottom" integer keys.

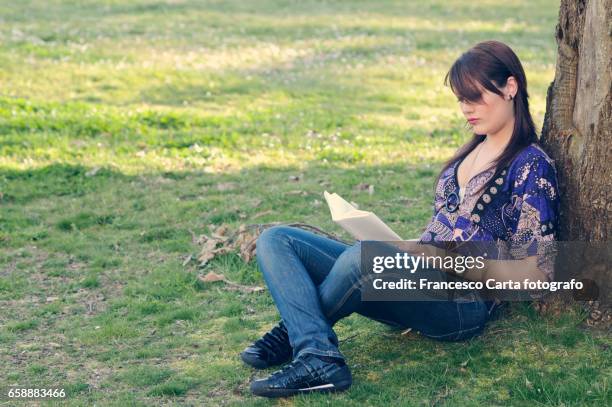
[
  {"left": 200, "top": 271, "right": 225, "bottom": 282},
  {"left": 182, "top": 254, "right": 193, "bottom": 266},
  {"left": 355, "top": 183, "right": 375, "bottom": 195},
  {"left": 196, "top": 225, "right": 236, "bottom": 266},
  {"left": 198, "top": 271, "right": 264, "bottom": 293},
  {"left": 196, "top": 223, "right": 262, "bottom": 265},
  {"left": 194, "top": 222, "right": 349, "bottom": 269},
  {"left": 234, "top": 228, "right": 259, "bottom": 263},
  {"left": 252, "top": 210, "right": 274, "bottom": 220},
  {"left": 211, "top": 224, "right": 230, "bottom": 240},
  {"left": 198, "top": 237, "right": 222, "bottom": 267}
]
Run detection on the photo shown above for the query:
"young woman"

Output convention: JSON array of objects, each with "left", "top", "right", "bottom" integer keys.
[{"left": 241, "top": 40, "right": 560, "bottom": 398}]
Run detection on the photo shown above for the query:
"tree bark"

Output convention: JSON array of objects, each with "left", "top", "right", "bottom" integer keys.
[{"left": 540, "top": 0, "right": 611, "bottom": 303}]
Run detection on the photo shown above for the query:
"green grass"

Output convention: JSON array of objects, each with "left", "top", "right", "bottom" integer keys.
[{"left": 0, "top": 0, "right": 610, "bottom": 405}]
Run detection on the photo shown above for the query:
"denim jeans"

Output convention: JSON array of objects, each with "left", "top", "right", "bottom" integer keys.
[{"left": 256, "top": 225, "right": 498, "bottom": 361}]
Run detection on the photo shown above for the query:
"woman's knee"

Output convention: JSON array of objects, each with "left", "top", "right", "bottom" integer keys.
[
  {"left": 333, "top": 242, "right": 362, "bottom": 280},
  {"left": 256, "top": 225, "right": 294, "bottom": 251}
]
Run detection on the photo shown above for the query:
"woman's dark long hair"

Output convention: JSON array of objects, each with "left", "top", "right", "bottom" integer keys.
[{"left": 436, "top": 40, "right": 538, "bottom": 187}]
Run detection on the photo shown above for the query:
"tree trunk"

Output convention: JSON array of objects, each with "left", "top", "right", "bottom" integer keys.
[{"left": 540, "top": 0, "right": 611, "bottom": 304}]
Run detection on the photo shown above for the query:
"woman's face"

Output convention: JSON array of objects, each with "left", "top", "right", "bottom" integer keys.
[{"left": 457, "top": 78, "right": 517, "bottom": 137}]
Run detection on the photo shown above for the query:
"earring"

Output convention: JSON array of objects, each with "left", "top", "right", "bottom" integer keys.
[{"left": 507, "top": 94, "right": 514, "bottom": 101}]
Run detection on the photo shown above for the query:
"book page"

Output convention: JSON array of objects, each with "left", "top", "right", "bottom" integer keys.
[
  {"left": 323, "top": 191, "right": 402, "bottom": 241},
  {"left": 323, "top": 191, "right": 369, "bottom": 220}
]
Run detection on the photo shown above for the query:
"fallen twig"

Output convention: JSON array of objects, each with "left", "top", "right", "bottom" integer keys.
[{"left": 199, "top": 271, "right": 264, "bottom": 293}]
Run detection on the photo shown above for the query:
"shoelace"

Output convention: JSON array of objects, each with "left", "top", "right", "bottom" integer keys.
[
  {"left": 269, "top": 358, "right": 307, "bottom": 386},
  {"left": 253, "top": 323, "right": 289, "bottom": 359}
]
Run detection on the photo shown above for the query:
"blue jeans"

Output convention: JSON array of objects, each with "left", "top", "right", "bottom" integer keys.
[{"left": 256, "top": 225, "right": 498, "bottom": 361}]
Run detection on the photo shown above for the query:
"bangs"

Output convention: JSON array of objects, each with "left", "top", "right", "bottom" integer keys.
[{"left": 444, "top": 55, "right": 503, "bottom": 103}]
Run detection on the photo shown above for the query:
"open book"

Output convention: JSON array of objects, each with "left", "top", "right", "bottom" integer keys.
[{"left": 323, "top": 191, "right": 402, "bottom": 241}]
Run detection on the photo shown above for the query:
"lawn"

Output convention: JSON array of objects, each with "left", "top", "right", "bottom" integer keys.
[{"left": 0, "top": 0, "right": 610, "bottom": 405}]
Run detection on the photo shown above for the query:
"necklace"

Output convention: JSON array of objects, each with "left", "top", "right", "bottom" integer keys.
[{"left": 459, "top": 138, "right": 487, "bottom": 203}]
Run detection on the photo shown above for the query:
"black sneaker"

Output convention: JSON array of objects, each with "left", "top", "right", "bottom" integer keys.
[
  {"left": 250, "top": 353, "right": 352, "bottom": 398},
  {"left": 240, "top": 321, "right": 292, "bottom": 369}
]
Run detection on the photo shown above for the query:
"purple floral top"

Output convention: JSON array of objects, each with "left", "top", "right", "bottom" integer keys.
[{"left": 419, "top": 143, "right": 560, "bottom": 280}]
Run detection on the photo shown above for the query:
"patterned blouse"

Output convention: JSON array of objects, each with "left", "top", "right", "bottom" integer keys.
[{"left": 419, "top": 143, "right": 560, "bottom": 281}]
